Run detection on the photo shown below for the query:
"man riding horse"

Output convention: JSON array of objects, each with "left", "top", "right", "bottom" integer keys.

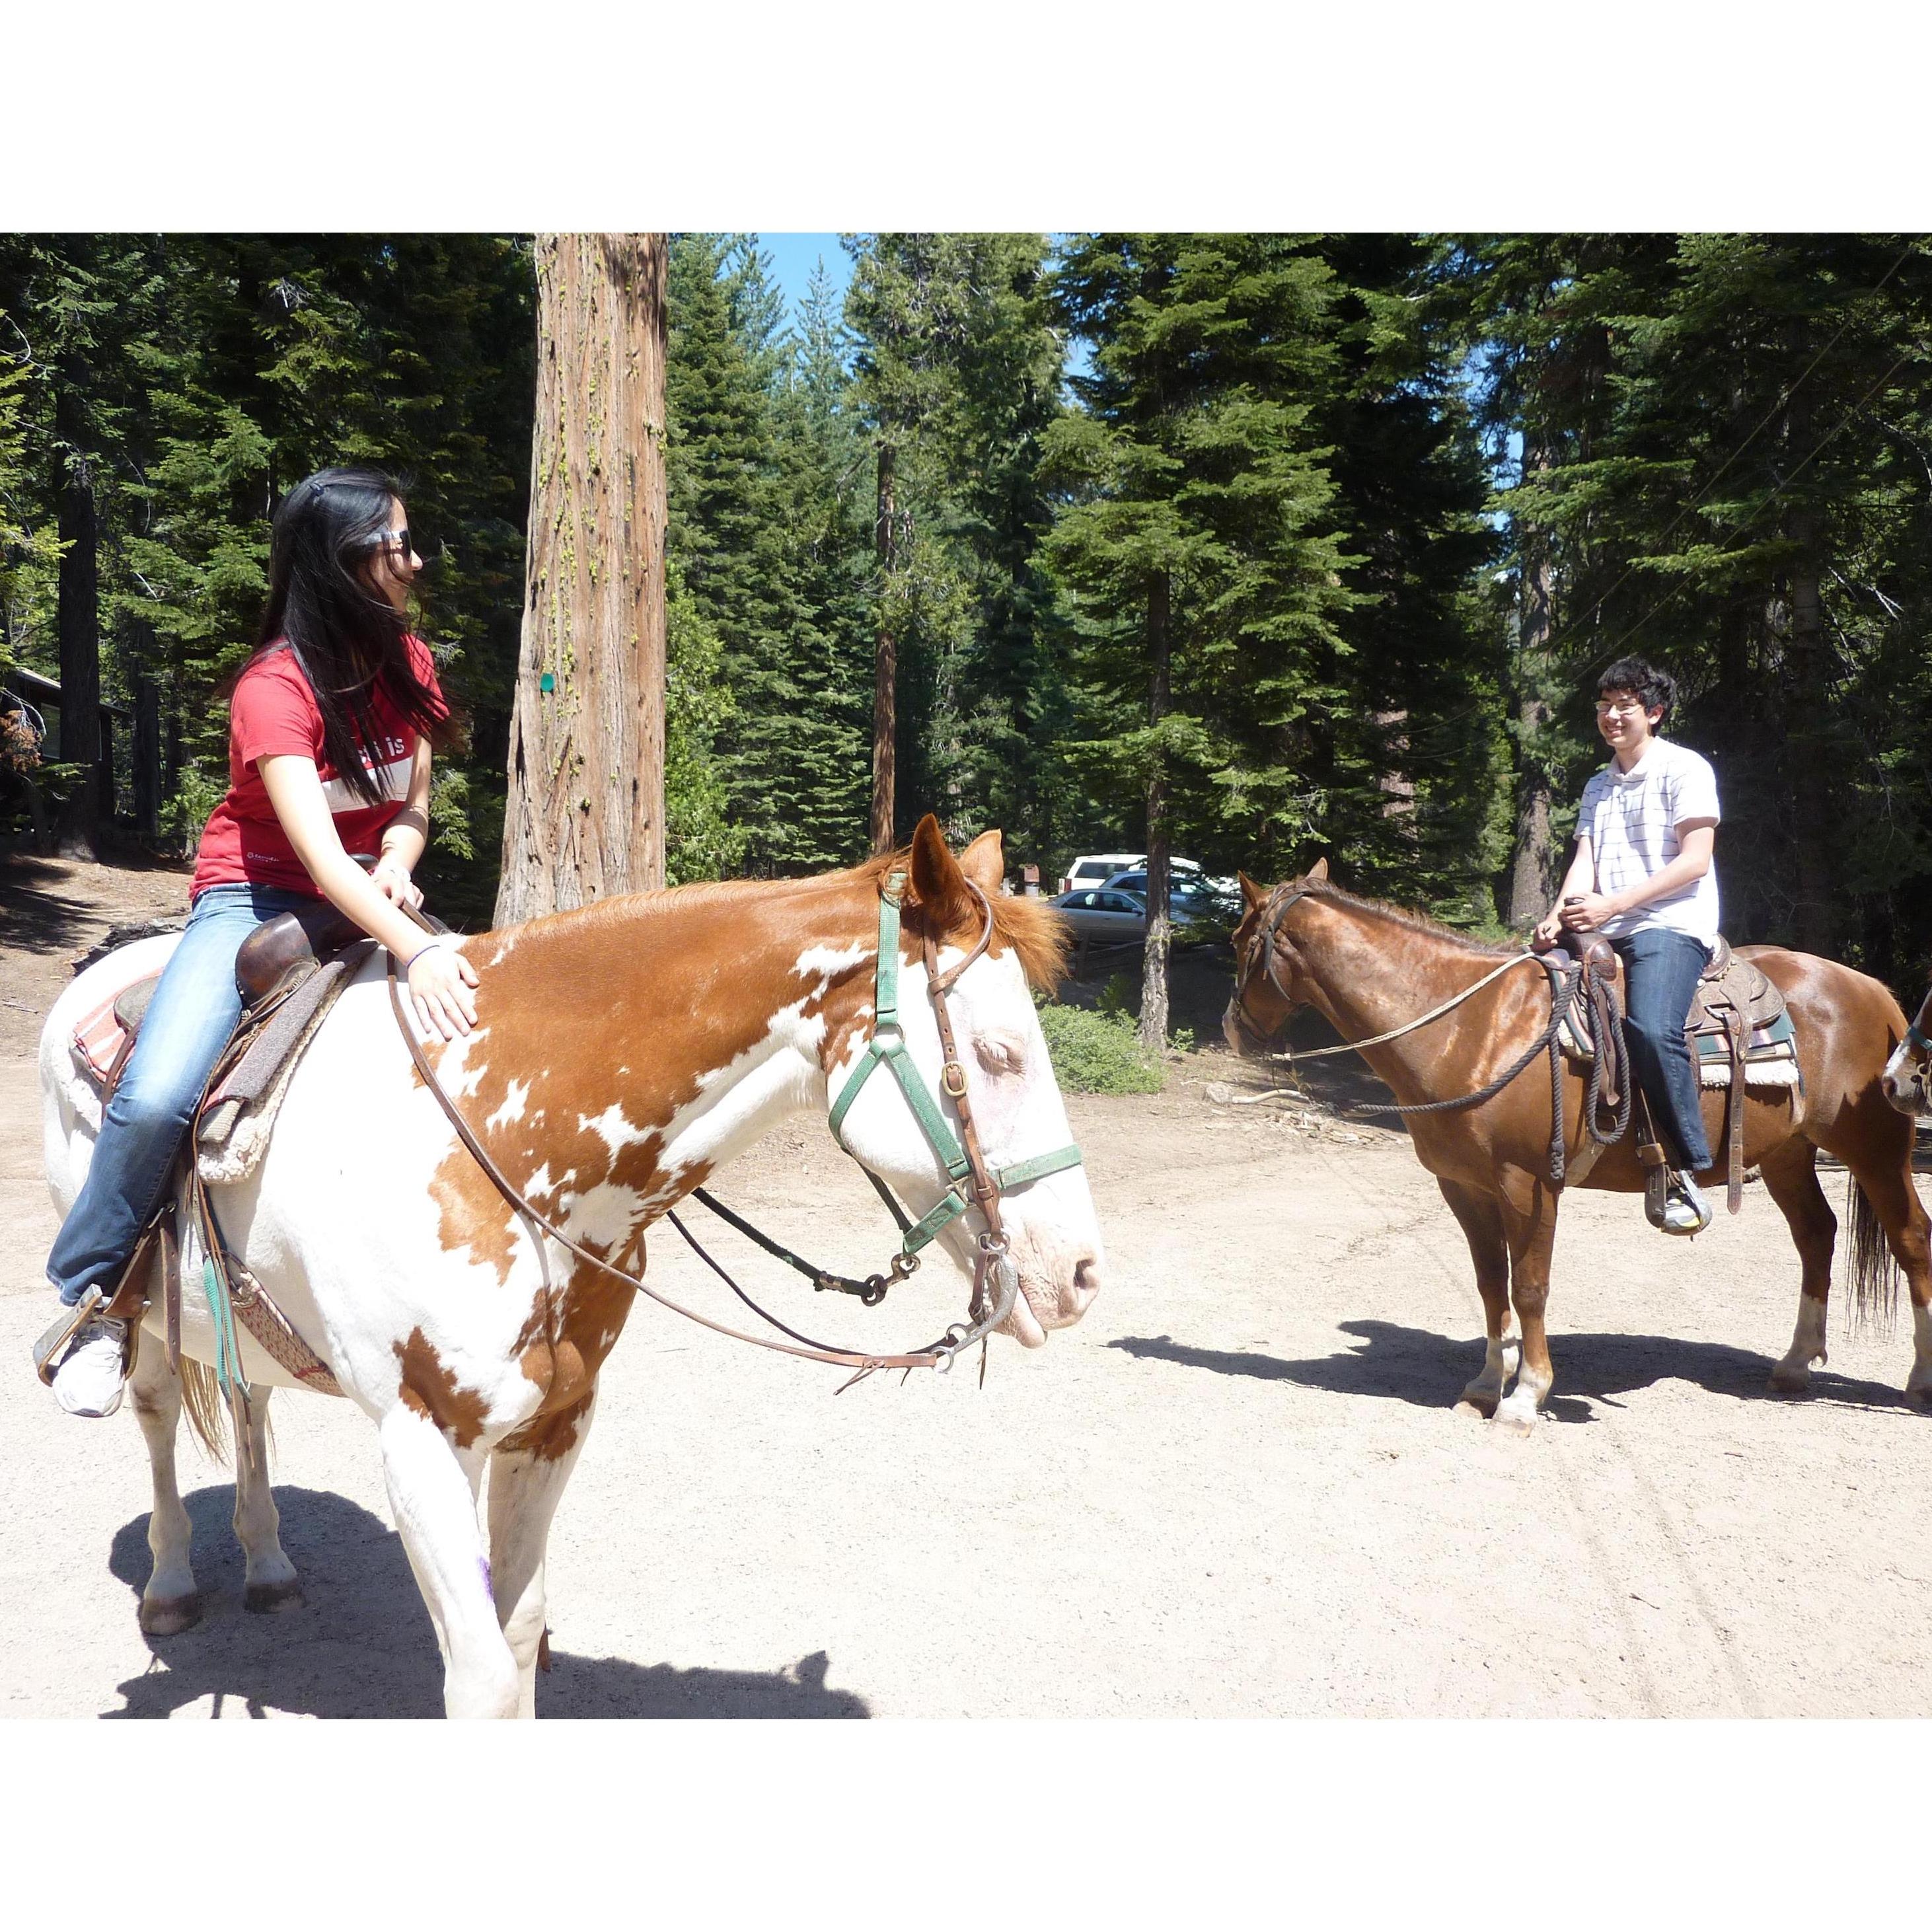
[{"left": 1533, "top": 655, "right": 1720, "bottom": 1236}]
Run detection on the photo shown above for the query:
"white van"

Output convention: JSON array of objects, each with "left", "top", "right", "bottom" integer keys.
[{"left": 1057, "top": 852, "right": 1208, "bottom": 896}]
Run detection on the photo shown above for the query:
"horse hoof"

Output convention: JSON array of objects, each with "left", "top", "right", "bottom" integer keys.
[
  {"left": 1493, "top": 1407, "right": 1538, "bottom": 1438},
  {"left": 1454, "top": 1395, "right": 1497, "bottom": 1421},
  {"left": 1906, "top": 1383, "right": 1932, "bottom": 1411},
  {"left": 244, "top": 1580, "right": 305, "bottom": 1616},
  {"left": 140, "top": 1592, "right": 202, "bottom": 1636},
  {"left": 1767, "top": 1368, "right": 1812, "bottom": 1396}
]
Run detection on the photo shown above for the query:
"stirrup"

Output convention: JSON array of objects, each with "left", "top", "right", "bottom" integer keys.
[
  {"left": 1658, "top": 1175, "right": 1713, "bottom": 1238},
  {"left": 1639, "top": 1138, "right": 1671, "bottom": 1230},
  {"left": 33, "top": 1286, "right": 104, "bottom": 1387}
]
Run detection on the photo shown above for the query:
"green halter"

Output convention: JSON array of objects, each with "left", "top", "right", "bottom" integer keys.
[{"left": 827, "top": 871, "right": 1085, "bottom": 1262}]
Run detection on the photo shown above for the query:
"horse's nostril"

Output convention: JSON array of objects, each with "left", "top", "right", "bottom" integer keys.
[{"left": 1074, "top": 1255, "right": 1101, "bottom": 1298}]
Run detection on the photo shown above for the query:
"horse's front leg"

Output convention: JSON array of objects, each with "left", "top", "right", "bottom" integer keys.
[
  {"left": 487, "top": 1390, "right": 598, "bottom": 1719},
  {"left": 1494, "top": 1170, "right": 1560, "bottom": 1434},
  {"left": 233, "top": 1384, "right": 303, "bottom": 1614},
  {"left": 1437, "top": 1177, "right": 1518, "bottom": 1417},
  {"left": 379, "top": 1405, "right": 518, "bottom": 1719},
  {"left": 128, "top": 1338, "right": 199, "bottom": 1634}
]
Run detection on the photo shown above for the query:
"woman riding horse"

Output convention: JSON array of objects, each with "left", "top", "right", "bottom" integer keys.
[{"left": 40, "top": 467, "right": 479, "bottom": 1416}]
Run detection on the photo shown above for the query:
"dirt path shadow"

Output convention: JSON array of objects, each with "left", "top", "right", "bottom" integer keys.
[
  {"left": 103, "top": 1485, "right": 870, "bottom": 1718},
  {"left": 1109, "top": 1320, "right": 1914, "bottom": 1424}
]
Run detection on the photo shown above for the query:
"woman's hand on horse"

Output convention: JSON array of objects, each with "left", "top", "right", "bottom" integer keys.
[
  {"left": 408, "top": 945, "right": 480, "bottom": 1039},
  {"left": 371, "top": 856, "right": 424, "bottom": 910}
]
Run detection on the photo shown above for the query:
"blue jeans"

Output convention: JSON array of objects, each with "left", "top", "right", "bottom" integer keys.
[
  {"left": 46, "top": 883, "right": 320, "bottom": 1306},
  {"left": 1614, "top": 927, "right": 1715, "bottom": 1174}
]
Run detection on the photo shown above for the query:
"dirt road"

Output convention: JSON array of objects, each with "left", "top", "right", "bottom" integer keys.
[{"left": 4, "top": 854, "right": 1929, "bottom": 1718}]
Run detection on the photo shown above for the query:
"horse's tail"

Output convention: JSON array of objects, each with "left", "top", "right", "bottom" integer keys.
[
  {"left": 177, "top": 1356, "right": 230, "bottom": 1459},
  {"left": 1843, "top": 1173, "right": 1901, "bottom": 1334}
]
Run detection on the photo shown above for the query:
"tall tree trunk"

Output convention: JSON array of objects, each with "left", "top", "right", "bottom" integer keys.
[
  {"left": 1505, "top": 435, "right": 1557, "bottom": 929},
  {"left": 1138, "top": 571, "right": 1171, "bottom": 1055},
  {"left": 53, "top": 383, "right": 101, "bottom": 860},
  {"left": 1785, "top": 502, "right": 1836, "bottom": 955},
  {"left": 497, "top": 233, "right": 668, "bottom": 926},
  {"left": 870, "top": 439, "right": 898, "bottom": 854}
]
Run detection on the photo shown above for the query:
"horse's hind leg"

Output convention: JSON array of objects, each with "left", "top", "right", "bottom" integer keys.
[
  {"left": 234, "top": 1386, "right": 303, "bottom": 1614},
  {"left": 1438, "top": 1178, "right": 1517, "bottom": 1418},
  {"left": 128, "top": 1337, "right": 200, "bottom": 1635},
  {"left": 487, "top": 1390, "right": 598, "bottom": 1719},
  {"left": 1836, "top": 1129, "right": 1932, "bottom": 1403},
  {"left": 1758, "top": 1140, "right": 1836, "bottom": 1394}
]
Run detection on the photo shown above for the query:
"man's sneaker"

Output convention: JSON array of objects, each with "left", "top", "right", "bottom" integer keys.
[
  {"left": 51, "top": 1317, "right": 130, "bottom": 1417},
  {"left": 1660, "top": 1176, "right": 1713, "bottom": 1237}
]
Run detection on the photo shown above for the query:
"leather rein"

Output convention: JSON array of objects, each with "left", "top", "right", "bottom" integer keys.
[
  {"left": 1230, "top": 882, "right": 1627, "bottom": 1184},
  {"left": 387, "top": 874, "right": 1084, "bottom": 1386}
]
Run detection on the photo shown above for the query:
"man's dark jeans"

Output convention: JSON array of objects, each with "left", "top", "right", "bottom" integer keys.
[{"left": 1614, "top": 927, "right": 1714, "bottom": 1173}]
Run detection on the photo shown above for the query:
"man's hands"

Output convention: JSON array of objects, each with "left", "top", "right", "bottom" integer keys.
[
  {"left": 1558, "top": 891, "right": 1623, "bottom": 932},
  {"left": 1533, "top": 891, "right": 1625, "bottom": 950}
]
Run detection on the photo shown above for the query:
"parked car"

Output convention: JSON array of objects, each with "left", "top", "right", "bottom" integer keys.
[
  {"left": 1049, "top": 887, "right": 1150, "bottom": 943},
  {"left": 1050, "top": 883, "right": 1221, "bottom": 946},
  {"left": 1102, "top": 869, "right": 1240, "bottom": 919},
  {"left": 1057, "top": 851, "right": 1214, "bottom": 896}
]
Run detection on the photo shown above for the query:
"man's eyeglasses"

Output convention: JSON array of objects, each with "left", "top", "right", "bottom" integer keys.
[{"left": 1594, "top": 698, "right": 1648, "bottom": 718}]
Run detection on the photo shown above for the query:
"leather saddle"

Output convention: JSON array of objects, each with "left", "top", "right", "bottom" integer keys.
[
  {"left": 1542, "top": 931, "right": 1798, "bottom": 1219},
  {"left": 40, "top": 905, "right": 371, "bottom": 1393},
  {"left": 87, "top": 904, "right": 364, "bottom": 1103},
  {"left": 1549, "top": 934, "right": 1791, "bottom": 1060}
]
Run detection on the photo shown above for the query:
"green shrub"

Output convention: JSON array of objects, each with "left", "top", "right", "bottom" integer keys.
[{"left": 1036, "top": 1000, "right": 1166, "bottom": 1095}]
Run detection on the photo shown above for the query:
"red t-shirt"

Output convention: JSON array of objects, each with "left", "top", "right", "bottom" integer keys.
[{"left": 191, "top": 635, "right": 447, "bottom": 900}]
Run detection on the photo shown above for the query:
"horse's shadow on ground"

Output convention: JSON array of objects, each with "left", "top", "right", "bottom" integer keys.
[
  {"left": 104, "top": 1486, "right": 869, "bottom": 1718},
  {"left": 1109, "top": 1321, "right": 1915, "bottom": 1424}
]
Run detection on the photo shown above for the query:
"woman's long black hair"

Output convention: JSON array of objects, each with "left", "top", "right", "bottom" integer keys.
[{"left": 248, "top": 466, "right": 450, "bottom": 805}]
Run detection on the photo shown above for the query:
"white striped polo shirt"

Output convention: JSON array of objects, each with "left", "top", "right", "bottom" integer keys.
[{"left": 1576, "top": 737, "right": 1722, "bottom": 949}]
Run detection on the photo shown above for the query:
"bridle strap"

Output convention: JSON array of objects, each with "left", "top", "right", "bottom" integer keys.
[
  {"left": 388, "top": 957, "right": 969, "bottom": 1376},
  {"left": 388, "top": 873, "right": 1084, "bottom": 1379},
  {"left": 1236, "top": 881, "right": 1537, "bottom": 1059}
]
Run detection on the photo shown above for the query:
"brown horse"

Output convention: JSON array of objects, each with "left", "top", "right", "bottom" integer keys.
[{"left": 1224, "top": 862, "right": 1932, "bottom": 1430}]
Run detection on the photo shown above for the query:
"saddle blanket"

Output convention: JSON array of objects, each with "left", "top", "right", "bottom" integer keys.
[
  {"left": 1559, "top": 1004, "right": 1801, "bottom": 1087},
  {"left": 69, "top": 939, "right": 365, "bottom": 1181}
]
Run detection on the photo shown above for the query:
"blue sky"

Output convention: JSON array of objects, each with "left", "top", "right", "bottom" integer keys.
[{"left": 759, "top": 233, "right": 850, "bottom": 324}]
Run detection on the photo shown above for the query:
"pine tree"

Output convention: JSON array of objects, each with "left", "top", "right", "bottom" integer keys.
[
  {"left": 1047, "top": 233, "right": 1359, "bottom": 1045},
  {"left": 666, "top": 233, "right": 871, "bottom": 874}
]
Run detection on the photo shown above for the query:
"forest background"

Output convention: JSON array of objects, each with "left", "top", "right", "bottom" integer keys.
[{"left": 4, "top": 232, "right": 1931, "bottom": 1004}]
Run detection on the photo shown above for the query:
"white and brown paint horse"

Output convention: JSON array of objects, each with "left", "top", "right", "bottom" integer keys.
[{"left": 42, "top": 819, "right": 1105, "bottom": 1716}]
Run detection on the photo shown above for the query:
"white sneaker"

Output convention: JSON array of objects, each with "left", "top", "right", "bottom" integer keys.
[
  {"left": 52, "top": 1317, "right": 130, "bottom": 1418},
  {"left": 1661, "top": 1177, "right": 1713, "bottom": 1237}
]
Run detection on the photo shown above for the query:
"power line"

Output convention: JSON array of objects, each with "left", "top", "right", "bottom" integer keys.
[
  {"left": 1523, "top": 241, "right": 1920, "bottom": 665},
  {"left": 1580, "top": 341, "right": 1921, "bottom": 675}
]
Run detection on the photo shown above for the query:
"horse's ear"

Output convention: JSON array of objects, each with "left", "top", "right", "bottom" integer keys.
[
  {"left": 1239, "top": 871, "right": 1267, "bottom": 911},
  {"left": 909, "top": 814, "right": 975, "bottom": 930},
  {"left": 959, "top": 829, "right": 1005, "bottom": 895},
  {"left": 1305, "top": 856, "right": 1330, "bottom": 882}
]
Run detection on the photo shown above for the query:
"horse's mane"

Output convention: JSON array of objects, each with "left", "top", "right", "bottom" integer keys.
[
  {"left": 593, "top": 847, "right": 1070, "bottom": 992},
  {"left": 1298, "top": 880, "right": 1518, "bottom": 959}
]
